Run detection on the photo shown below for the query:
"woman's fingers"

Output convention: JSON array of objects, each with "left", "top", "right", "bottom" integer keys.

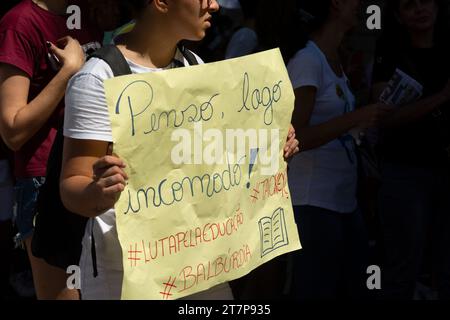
[
  {"left": 93, "top": 155, "right": 126, "bottom": 172},
  {"left": 283, "top": 125, "right": 300, "bottom": 159},
  {"left": 284, "top": 139, "right": 300, "bottom": 158},
  {"left": 99, "top": 173, "right": 127, "bottom": 188},
  {"left": 284, "top": 133, "right": 297, "bottom": 152},
  {"left": 56, "top": 36, "right": 71, "bottom": 47},
  {"left": 94, "top": 165, "right": 128, "bottom": 182},
  {"left": 92, "top": 156, "right": 128, "bottom": 198},
  {"left": 102, "top": 181, "right": 126, "bottom": 195},
  {"left": 287, "top": 124, "right": 295, "bottom": 139}
]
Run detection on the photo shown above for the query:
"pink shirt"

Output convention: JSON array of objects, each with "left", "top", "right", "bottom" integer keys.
[{"left": 0, "top": 0, "right": 102, "bottom": 177}]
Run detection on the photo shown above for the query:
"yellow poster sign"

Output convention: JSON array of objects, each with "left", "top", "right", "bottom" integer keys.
[{"left": 104, "top": 49, "right": 301, "bottom": 300}]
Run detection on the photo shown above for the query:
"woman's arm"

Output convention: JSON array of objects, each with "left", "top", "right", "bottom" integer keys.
[
  {"left": 60, "top": 138, "right": 128, "bottom": 218},
  {"left": 372, "top": 80, "right": 450, "bottom": 128},
  {"left": 0, "top": 37, "right": 85, "bottom": 151},
  {"left": 291, "top": 86, "right": 391, "bottom": 152}
]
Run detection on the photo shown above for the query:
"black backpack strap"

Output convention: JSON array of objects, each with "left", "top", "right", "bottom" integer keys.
[
  {"left": 90, "top": 221, "right": 98, "bottom": 278},
  {"left": 177, "top": 43, "right": 199, "bottom": 66},
  {"left": 87, "top": 44, "right": 133, "bottom": 278},
  {"left": 89, "top": 45, "right": 132, "bottom": 76},
  {"left": 91, "top": 44, "right": 198, "bottom": 73}
]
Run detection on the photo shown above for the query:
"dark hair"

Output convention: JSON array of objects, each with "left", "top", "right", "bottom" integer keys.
[
  {"left": 126, "top": 0, "right": 149, "bottom": 11},
  {"left": 297, "top": 0, "right": 332, "bottom": 33},
  {"left": 255, "top": 0, "right": 303, "bottom": 62},
  {"left": 295, "top": 0, "right": 333, "bottom": 50},
  {"left": 254, "top": 0, "right": 334, "bottom": 62},
  {"left": 111, "top": 0, "right": 148, "bottom": 25},
  {"left": 239, "top": 0, "right": 257, "bottom": 20},
  {"left": 379, "top": 0, "right": 450, "bottom": 50}
]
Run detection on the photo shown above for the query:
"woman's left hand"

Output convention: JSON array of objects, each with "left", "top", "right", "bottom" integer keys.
[{"left": 283, "top": 124, "right": 300, "bottom": 160}]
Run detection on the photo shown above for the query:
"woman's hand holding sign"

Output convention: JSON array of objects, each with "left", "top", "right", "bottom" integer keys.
[
  {"left": 91, "top": 153, "right": 128, "bottom": 213},
  {"left": 61, "top": 139, "right": 128, "bottom": 217},
  {"left": 284, "top": 124, "right": 300, "bottom": 159}
]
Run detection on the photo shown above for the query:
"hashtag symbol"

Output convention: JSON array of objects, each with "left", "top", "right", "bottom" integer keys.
[
  {"left": 128, "top": 243, "right": 142, "bottom": 267},
  {"left": 160, "top": 276, "right": 177, "bottom": 300},
  {"left": 250, "top": 185, "right": 260, "bottom": 203}
]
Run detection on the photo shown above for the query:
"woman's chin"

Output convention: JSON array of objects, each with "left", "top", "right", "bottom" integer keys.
[
  {"left": 187, "top": 31, "right": 207, "bottom": 42},
  {"left": 410, "top": 22, "right": 435, "bottom": 33}
]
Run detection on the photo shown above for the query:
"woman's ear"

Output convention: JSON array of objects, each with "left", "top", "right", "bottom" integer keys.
[{"left": 153, "top": 0, "right": 169, "bottom": 13}]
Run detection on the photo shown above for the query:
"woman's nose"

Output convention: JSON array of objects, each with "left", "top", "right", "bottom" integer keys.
[{"left": 208, "top": 0, "right": 220, "bottom": 13}]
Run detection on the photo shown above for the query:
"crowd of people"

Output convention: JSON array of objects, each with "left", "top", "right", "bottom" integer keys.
[{"left": 0, "top": 0, "right": 449, "bottom": 300}]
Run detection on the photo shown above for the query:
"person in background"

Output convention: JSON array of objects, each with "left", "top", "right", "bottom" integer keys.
[
  {"left": 0, "top": 0, "right": 102, "bottom": 299},
  {"left": 224, "top": 0, "right": 257, "bottom": 59},
  {"left": 372, "top": 0, "right": 450, "bottom": 300},
  {"left": 287, "top": 0, "right": 392, "bottom": 299},
  {"left": 254, "top": 0, "right": 303, "bottom": 64}
]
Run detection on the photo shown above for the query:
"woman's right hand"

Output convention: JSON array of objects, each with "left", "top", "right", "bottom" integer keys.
[
  {"left": 47, "top": 36, "right": 85, "bottom": 76},
  {"left": 355, "top": 103, "right": 393, "bottom": 129},
  {"left": 91, "top": 155, "right": 128, "bottom": 213}
]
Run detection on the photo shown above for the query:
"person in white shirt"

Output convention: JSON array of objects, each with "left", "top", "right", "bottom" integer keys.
[
  {"left": 287, "top": 0, "right": 391, "bottom": 299},
  {"left": 61, "top": 0, "right": 299, "bottom": 300}
]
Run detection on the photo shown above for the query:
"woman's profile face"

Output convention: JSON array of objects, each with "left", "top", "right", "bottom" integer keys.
[
  {"left": 168, "top": 0, "right": 220, "bottom": 41},
  {"left": 397, "top": 0, "right": 438, "bottom": 32}
]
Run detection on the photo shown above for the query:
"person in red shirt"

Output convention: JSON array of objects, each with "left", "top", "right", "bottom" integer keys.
[{"left": 0, "top": 0, "right": 102, "bottom": 299}]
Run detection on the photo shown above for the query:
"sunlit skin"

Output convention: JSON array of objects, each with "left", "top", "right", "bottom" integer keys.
[{"left": 0, "top": 0, "right": 89, "bottom": 301}]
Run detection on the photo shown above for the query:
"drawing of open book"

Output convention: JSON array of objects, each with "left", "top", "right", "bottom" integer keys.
[{"left": 258, "top": 207, "right": 289, "bottom": 257}]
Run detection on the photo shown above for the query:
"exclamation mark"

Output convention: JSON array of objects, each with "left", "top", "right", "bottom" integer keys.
[{"left": 247, "top": 148, "right": 259, "bottom": 189}]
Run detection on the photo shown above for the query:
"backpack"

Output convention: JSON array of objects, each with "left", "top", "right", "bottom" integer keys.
[{"left": 31, "top": 44, "right": 198, "bottom": 271}]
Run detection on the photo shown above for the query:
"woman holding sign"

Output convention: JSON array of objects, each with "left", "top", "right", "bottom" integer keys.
[{"left": 60, "top": 0, "right": 299, "bottom": 300}]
